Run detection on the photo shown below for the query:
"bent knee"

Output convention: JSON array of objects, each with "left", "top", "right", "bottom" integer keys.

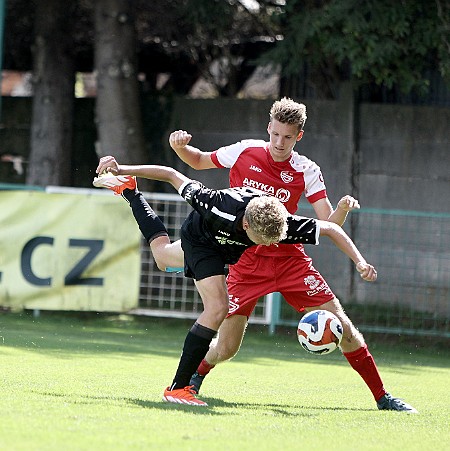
[
  {"left": 155, "top": 260, "right": 166, "bottom": 271},
  {"left": 215, "top": 304, "right": 230, "bottom": 322}
]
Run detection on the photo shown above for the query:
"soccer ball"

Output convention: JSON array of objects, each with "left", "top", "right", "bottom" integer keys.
[{"left": 297, "top": 310, "right": 343, "bottom": 355}]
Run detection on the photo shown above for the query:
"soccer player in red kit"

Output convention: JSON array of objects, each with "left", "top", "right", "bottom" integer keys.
[{"left": 168, "top": 97, "right": 417, "bottom": 413}]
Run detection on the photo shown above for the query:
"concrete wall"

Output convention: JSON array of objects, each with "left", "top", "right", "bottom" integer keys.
[
  {"left": 166, "top": 96, "right": 449, "bottom": 316},
  {"left": 358, "top": 104, "right": 450, "bottom": 212},
  {"left": 167, "top": 96, "right": 450, "bottom": 213}
]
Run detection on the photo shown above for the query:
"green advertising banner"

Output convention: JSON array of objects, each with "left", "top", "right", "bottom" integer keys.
[{"left": 0, "top": 190, "right": 141, "bottom": 311}]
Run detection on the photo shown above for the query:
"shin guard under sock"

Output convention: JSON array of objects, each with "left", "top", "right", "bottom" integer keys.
[
  {"left": 344, "top": 344, "right": 386, "bottom": 401},
  {"left": 170, "top": 323, "right": 216, "bottom": 390},
  {"left": 125, "top": 190, "right": 168, "bottom": 243}
]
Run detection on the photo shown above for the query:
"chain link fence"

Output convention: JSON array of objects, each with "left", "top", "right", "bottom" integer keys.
[{"left": 132, "top": 192, "right": 450, "bottom": 338}]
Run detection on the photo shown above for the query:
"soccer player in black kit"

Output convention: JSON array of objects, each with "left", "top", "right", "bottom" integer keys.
[{"left": 94, "top": 157, "right": 380, "bottom": 407}]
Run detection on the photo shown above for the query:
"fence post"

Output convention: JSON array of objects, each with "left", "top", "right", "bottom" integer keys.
[{"left": 267, "top": 292, "right": 282, "bottom": 335}]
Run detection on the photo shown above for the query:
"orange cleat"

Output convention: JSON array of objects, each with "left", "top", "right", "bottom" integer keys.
[
  {"left": 93, "top": 173, "right": 137, "bottom": 196},
  {"left": 162, "top": 385, "right": 208, "bottom": 406}
]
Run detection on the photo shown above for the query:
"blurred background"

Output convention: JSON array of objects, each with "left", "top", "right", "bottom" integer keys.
[{"left": 0, "top": 0, "right": 449, "bottom": 337}]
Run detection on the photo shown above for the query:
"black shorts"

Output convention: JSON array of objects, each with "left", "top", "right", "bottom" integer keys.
[{"left": 180, "top": 212, "right": 227, "bottom": 281}]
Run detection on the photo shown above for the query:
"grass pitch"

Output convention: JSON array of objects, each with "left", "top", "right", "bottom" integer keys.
[{"left": 0, "top": 312, "right": 449, "bottom": 451}]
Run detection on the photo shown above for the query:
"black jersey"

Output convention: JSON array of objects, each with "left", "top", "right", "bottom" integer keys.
[{"left": 179, "top": 181, "right": 319, "bottom": 266}]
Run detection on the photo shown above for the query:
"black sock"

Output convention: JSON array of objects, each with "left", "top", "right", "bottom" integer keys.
[
  {"left": 122, "top": 188, "right": 139, "bottom": 203},
  {"left": 170, "top": 323, "right": 217, "bottom": 390},
  {"left": 128, "top": 191, "right": 168, "bottom": 243}
]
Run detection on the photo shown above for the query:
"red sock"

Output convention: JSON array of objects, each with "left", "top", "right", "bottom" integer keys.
[
  {"left": 344, "top": 344, "right": 386, "bottom": 401},
  {"left": 197, "top": 359, "right": 215, "bottom": 376}
]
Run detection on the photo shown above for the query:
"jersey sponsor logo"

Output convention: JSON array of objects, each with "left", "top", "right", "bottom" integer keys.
[
  {"left": 243, "top": 178, "right": 274, "bottom": 194},
  {"left": 275, "top": 188, "right": 290, "bottom": 203},
  {"left": 215, "top": 236, "right": 247, "bottom": 246},
  {"left": 280, "top": 171, "right": 294, "bottom": 183},
  {"left": 217, "top": 230, "right": 230, "bottom": 236},
  {"left": 249, "top": 165, "right": 262, "bottom": 172},
  {"left": 242, "top": 178, "right": 292, "bottom": 203}
]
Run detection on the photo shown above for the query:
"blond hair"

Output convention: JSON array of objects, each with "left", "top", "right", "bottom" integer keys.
[
  {"left": 244, "top": 196, "right": 288, "bottom": 245},
  {"left": 269, "top": 97, "right": 307, "bottom": 131}
]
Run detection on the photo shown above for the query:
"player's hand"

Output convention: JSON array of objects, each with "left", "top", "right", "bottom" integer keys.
[
  {"left": 337, "top": 195, "right": 360, "bottom": 212},
  {"left": 96, "top": 156, "right": 121, "bottom": 175},
  {"left": 169, "top": 130, "right": 192, "bottom": 150},
  {"left": 356, "top": 262, "right": 377, "bottom": 282}
]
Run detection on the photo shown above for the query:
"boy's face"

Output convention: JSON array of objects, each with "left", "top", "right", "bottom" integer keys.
[{"left": 267, "top": 119, "right": 303, "bottom": 162}]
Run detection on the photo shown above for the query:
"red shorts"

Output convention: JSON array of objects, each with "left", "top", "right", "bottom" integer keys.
[{"left": 226, "top": 251, "right": 335, "bottom": 317}]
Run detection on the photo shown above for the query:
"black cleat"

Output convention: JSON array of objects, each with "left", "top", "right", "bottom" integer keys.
[
  {"left": 377, "top": 393, "right": 418, "bottom": 413},
  {"left": 189, "top": 372, "right": 206, "bottom": 394}
]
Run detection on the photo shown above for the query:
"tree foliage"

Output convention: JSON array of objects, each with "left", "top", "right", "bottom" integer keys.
[
  {"left": 262, "top": 0, "right": 450, "bottom": 96},
  {"left": 3, "top": 0, "right": 449, "bottom": 97}
]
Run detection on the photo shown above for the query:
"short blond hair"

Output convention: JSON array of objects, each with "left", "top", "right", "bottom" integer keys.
[
  {"left": 244, "top": 196, "right": 288, "bottom": 245},
  {"left": 269, "top": 97, "right": 307, "bottom": 131}
]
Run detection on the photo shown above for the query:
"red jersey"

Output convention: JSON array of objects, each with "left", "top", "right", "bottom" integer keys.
[{"left": 211, "top": 140, "right": 327, "bottom": 257}]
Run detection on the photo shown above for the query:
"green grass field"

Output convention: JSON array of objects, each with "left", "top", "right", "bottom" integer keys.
[{"left": 1, "top": 312, "right": 449, "bottom": 451}]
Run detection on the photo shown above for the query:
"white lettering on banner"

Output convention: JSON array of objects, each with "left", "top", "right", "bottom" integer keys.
[
  {"left": 0, "top": 190, "right": 140, "bottom": 312},
  {"left": 19, "top": 237, "right": 104, "bottom": 287}
]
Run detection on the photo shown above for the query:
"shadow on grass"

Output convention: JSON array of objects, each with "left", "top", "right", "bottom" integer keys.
[
  {"left": 31, "top": 389, "right": 373, "bottom": 415},
  {"left": 130, "top": 397, "right": 374, "bottom": 415}
]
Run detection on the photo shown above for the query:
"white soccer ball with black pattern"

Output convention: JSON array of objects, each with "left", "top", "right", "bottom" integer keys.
[{"left": 297, "top": 310, "right": 343, "bottom": 355}]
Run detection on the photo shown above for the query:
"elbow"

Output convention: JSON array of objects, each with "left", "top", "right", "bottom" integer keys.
[
  {"left": 189, "top": 159, "right": 205, "bottom": 170},
  {"left": 318, "top": 220, "right": 337, "bottom": 236}
]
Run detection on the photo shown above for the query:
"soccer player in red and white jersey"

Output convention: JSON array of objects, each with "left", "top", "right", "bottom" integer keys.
[{"left": 168, "top": 97, "right": 417, "bottom": 412}]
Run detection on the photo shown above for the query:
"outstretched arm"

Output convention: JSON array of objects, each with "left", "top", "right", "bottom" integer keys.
[
  {"left": 317, "top": 220, "right": 377, "bottom": 282},
  {"left": 96, "top": 156, "right": 191, "bottom": 192},
  {"left": 169, "top": 130, "right": 216, "bottom": 170}
]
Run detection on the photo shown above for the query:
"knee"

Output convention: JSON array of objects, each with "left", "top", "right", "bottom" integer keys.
[
  {"left": 214, "top": 304, "right": 229, "bottom": 323},
  {"left": 340, "top": 318, "right": 365, "bottom": 349},
  {"left": 155, "top": 259, "right": 167, "bottom": 272},
  {"left": 203, "top": 303, "right": 229, "bottom": 326},
  {"left": 154, "top": 254, "right": 176, "bottom": 272}
]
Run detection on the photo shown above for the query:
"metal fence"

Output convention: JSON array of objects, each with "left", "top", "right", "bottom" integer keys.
[{"left": 132, "top": 192, "right": 450, "bottom": 338}]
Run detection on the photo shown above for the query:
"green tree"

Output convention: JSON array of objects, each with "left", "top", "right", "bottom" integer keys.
[{"left": 262, "top": 0, "right": 450, "bottom": 98}]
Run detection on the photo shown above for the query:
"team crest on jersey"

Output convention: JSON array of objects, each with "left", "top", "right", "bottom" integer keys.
[{"left": 280, "top": 171, "right": 294, "bottom": 183}]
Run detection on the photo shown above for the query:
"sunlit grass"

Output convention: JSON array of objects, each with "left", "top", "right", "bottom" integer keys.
[{"left": 0, "top": 312, "right": 449, "bottom": 451}]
